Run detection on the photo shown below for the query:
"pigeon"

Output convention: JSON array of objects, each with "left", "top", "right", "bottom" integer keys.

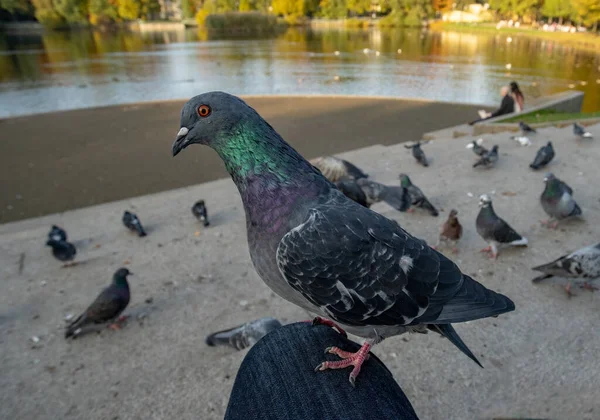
[
  {"left": 509, "top": 135, "right": 531, "bottom": 146},
  {"left": 48, "top": 225, "right": 67, "bottom": 242},
  {"left": 573, "top": 122, "right": 593, "bottom": 139},
  {"left": 436, "top": 209, "right": 463, "bottom": 253},
  {"left": 476, "top": 194, "right": 528, "bottom": 259},
  {"left": 205, "top": 317, "right": 283, "bottom": 351},
  {"left": 404, "top": 142, "right": 429, "bottom": 167},
  {"left": 466, "top": 138, "right": 488, "bottom": 157},
  {"left": 335, "top": 179, "right": 369, "bottom": 208},
  {"left": 310, "top": 156, "right": 368, "bottom": 183},
  {"left": 473, "top": 145, "right": 499, "bottom": 168},
  {"left": 519, "top": 121, "right": 536, "bottom": 134},
  {"left": 532, "top": 242, "right": 600, "bottom": 296},
  {"left": 355, "top": 178, "right": 411, "bottom": 211},
  {"left": 46, "top": 239, "right": 77, "bottom": 266},
  {"left": 540, "top": 173, "right": 582, "bottom": 228},
  {"left": 192, "top": 200, "right": 210, "bottom": 226},
  {"left": 65, "top": 268, "right": 132, "bottom": 338},
  {"left": 122, "top": 211, "right": 147, "bottom": 237},
  {"left": 172, "top": 92, "right": 515, "bottom": 385},
  {"left": 529, "top": 141, "right": 555, "bottom": 170},
  {"left": 399, "top": 174, "right": 439, "bottom": 216}
]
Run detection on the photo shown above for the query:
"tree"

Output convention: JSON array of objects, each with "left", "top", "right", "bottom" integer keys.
[
  {"left": 0, "top": 0, "right": 33, "bottom": 15},
  {"left": 31, "top": 0, "right": 65, "bottom": 27},
  {"left": 346, "top": 0, "right": 370, "bottom": 15},
  {"left": 573, "top": 0, "right": 600, "bottom": 30},
  {"left": 181, "top": 0, "right": 196, "bottom": 17},
  {"left": 88, "top": 0, "right": 118, "bottom": 23},
  {"left": 272, "top": 0, "right": 305, "bottom": 17},
  {"left": 54, "top": 0, "right": 88, "bottom": 23},
  {"left": 118, "top": 0, "right": 140, "bottom": 19},
  {"left": 139, "top": 0, "right": 160, "bottom": 19},
  {"left": 542, "top": 0, "right": 575, "bottom": 24}
]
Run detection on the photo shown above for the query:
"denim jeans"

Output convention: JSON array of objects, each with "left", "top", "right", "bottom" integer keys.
[{"left": 225, "top": 322, "right": 419, "bottom": 420}]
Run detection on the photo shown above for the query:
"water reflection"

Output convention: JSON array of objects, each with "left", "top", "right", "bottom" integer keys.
[{"left": 0, "top": 27, "right": 598, "bottom": 117}]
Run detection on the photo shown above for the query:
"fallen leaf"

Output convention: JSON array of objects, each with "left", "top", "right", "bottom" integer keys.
[{"left": 502, "top": 191, "right": 517, "bottom": 196}]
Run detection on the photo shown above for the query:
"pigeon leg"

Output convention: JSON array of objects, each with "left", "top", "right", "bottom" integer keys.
[
  {"left": 564, "top": 282, "right": 574, "bottom": 298},
  {"left": 406, "top": 208, "right": 415, "bottom": 213},
  {"left": 479, "top": 246, "right": 492, "bottom": 253},
  {"left": 117, "top": 315, "right": 129, "bottom": 323},
  {"left": 108, "top": 323, "right": 122, "bottom": 331},
  {"left": 310, "top": 317, "right": 347, "bottom": 338},
  {"left": 315, "top": 341, "right": 373, "bottom": 387},
  {"left": 582, "top": 282, "right": 598, "bottom": 292}
]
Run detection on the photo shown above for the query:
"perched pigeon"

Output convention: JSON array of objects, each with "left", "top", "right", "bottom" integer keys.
[
  {"left": 529, "top": 141, "right": 555, "bottom": 170},
  {"left": 532, "top": 242, "right": 600, "bottom": 296},
  {"left": 399, "top": 174, "right": 439, "bottom": 216},
  {"left": 192, "top": 200, "right": 210, "bottom": 226},
  {"left": 65, "top": 268, "right": 132, "bottom": 338},
  {"left": 473, "top": 145, "right": 499, "bottom": 168},
  {"left": 205, "top": 317, "right": 283, "bottom": 351},
  {"left": 404, "top": 142, "right": 429, "bottom": 167},
  {"left": 466, "top": 138, "right": 488, "bottom": 157},
  {"left": 476, "top": 194, "right": 528, "bottom": 259},
  {"left": 172, "top": 92, "right": 515, "bottom": 385},
  {"left": 519, "top": 121, "right": 536, "bottom": 134},
  {"left": 540, "top": 173, "right": 582, "bottom": 228},
  {"left": 356, "top": 178, "right": 411, "bottom": 211},
  {"left": 48, "top": 225, "right": 67, "bottom": 242},
  {"left": 122, "top": 211, "right": 147, "bottom": 237},
  {"left": 46, "top": 239, "right": 77, "bottom": 266},
  {"left": 573, "top": 122, "right": 593, "bottom": 139},
  {"left": 436, "top": 209, "right": 463, "bottom": 253},
  {"left": 310, "top": 156, "right": 368, "bottom": 183}
]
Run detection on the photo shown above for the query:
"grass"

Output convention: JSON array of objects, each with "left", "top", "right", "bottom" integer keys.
[
  {"left": 429, "top": 21, "right": 600, "bottom": 53},
  {"left": 501, "top": 109, "right": 600, "bottom": 124}
]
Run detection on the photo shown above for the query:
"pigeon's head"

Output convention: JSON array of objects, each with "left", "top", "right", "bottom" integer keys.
[
  {"left": 398, "top": 173, "right": 411, "bottom": 187},
  {"left": 196, "top": 200, "right": 205, "bottom": 206},
  {"left": 172, "top": 91, "right": 259, "bottom": 157},
  {"left": 547, "top": 141, "right": 552, "bottom": 147},
  {"left": 491, "top": 145, "right": 499, "bottom": 153},
  {"left": 113, "top": 267, "right": 132, "bottom": 284},
  {"left": 449, "top": 209, "right": 458, "bottom": 218},
  {"left": 478, "top": 194, "right": 492, "bottom": 207},
  {"left": 543, "top": 173, "right": 555, "bottom": 183}
]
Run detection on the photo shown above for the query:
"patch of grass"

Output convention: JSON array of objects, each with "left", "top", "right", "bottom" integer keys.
[
  {"left": 501, "top": 109, "right": 600, "bottom": 124},
  {"left": 344, "top": 18, "right": 370, "bottom": 29}
]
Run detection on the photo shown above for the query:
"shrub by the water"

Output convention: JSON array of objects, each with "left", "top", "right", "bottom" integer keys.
[{"left": 204, "top": 12, "right": 285, "bottom": 33}]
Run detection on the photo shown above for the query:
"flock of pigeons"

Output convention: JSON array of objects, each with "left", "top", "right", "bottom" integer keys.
[
  {"left": 45, "top": 201, "right": 210, "bottom": 338},
  {"left": 310, "top": 120, "right": 598, "bottom": 297}
]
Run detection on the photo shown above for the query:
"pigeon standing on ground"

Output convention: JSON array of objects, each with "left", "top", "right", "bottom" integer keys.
[
  {"left": 172, "top": 92, "right": 515, "bottom": 385},
  {"left": 476, "top": 194, "right": 528, "bottom": 259},
  {"left": 532, "top": 242, "right": 600, "bottom": 296},
  {"left": 122, "top": 211, "right": 147, "bottom": 237},
  {"left": 399, "top": 174, "right": 439, "bottom": 216},
  {"left": 335, "top": 179, "right": 369, "bottom": 208},
  {"left": 519, "top": 121, "right": 536, "bottom": 135},
  {"left": 466, "top": 138, "right": 488, "bottom": 157},
  {"left": 573, "top": 122, "right": 593, "bottom": 139},
  {"left": 356, "top": 178, "right": 410, "bottom": 211},
  {"left": 46, "top": 239, "right": 77, "bottom": 266},
  {"left": 540, "top": 173, "right": 582, "bottom": 228},
  {"left": 65, "top": 268, "right": 132, "bottom": 338},
  {"left": 48, "top": 225, "right": 67, "bottom": 242},
  {"left": 436, "top": 209, "right": 463, "bottom": 253},
  {"left": 192, "top": 200, "right": 210, "bottom": 227},
  {"left": 404, "top": 142, "right": 429, "bottom": 167},
  {"left": 473, "top": 145, "right": 499, "bottom": 168},
  {"left": 205, "top": 317, "right": 283, "bottom": 351},
  {"left": 529, "top": 141, "right": 555, "bottom": 170},
  {"left": 310, "top": 156, "right": 368, "bottom": 183}
]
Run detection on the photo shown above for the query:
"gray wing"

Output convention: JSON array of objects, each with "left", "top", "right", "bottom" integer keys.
[
  {"left": 276, "top": 198, "right": 514, "bottom": 328},
  {"left": 533, "top": 243, "right": 600, "bottom": 280}
]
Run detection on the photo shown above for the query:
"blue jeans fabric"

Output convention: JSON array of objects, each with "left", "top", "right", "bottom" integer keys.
[{"left": 225, "top": 322, "right": 419, "bottom": 420}]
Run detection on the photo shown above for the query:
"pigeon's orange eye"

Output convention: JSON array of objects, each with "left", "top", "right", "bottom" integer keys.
[{"left": 197, "top": 105, "right": 211, "bottom": 117}]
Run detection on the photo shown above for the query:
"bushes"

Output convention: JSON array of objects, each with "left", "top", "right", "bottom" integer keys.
[
  {"left": 203, "top": 11, "right": 285, "bottom": 32},
  {"left": 344, "top": 17, "right": 369, "bottom": 28}
]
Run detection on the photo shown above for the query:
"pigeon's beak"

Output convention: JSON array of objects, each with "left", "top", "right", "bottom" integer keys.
[{"left": 172, "top": 127, "right": 190, "bottom": 157}]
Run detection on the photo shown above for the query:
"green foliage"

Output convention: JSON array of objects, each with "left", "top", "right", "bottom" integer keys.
[
  {"left": 88, "top": 0, "right": 118, "bottom": 24},
  {"left": 344, "top": 17, "right": 369, "bottom": 27},
  {"left": 181, "top": 0, "right": 196, "bottom": 18},
  {"left": 378, "top": 10, "right": 403, "bottom": 26},
  {"left": 54, "top": 0, "right": 88, "bottom": 23},
  {"left": 346, "top": 0, "right": 370, "bottom": 15},
  {"left": 318, "top": 0, "right": 346, "bottom": 19},
  {"left": 0, "top": 0, "right": 33, "bottom": 15},
  {"left": 139, "top": 0, "right": 160, "bottom": 20},
  {"left": 272, "top": 0, "right": 305, "bottom": 17},
  {"left": 573, "top": 0, "right": 600, "bottom": 28},
  {"left": 238, "top": 0, "right": 251, "bottom": 11},
  {"left": 489, "top": 0, "right": 541, "bottom": 20},
  {"left": 204, "top": 11, "right": 284, "bottom": 32},
  {"left": 117, "top": 0, "right": 140, "bottom": 20},
  {"left": 542, "top": 0, "right": 575, "bottom": 20}
]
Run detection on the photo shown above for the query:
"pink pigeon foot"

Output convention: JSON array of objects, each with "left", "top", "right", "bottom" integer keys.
[
  {"left": 309, "top": 316, "right": 347, "bottom": 338},
  {"left": 315, "top": 342, "right": 372, "bottom": 387}
]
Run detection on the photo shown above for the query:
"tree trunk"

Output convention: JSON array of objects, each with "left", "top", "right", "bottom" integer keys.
[{"left": 594, "top": 20, "right": 598, "bottom": 34}]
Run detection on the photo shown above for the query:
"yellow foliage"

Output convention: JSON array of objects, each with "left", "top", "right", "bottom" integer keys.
[{"left": 195, "top": 8, "right": 209, "bottom": 27}]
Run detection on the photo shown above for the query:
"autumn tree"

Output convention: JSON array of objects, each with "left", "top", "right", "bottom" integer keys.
[
  {"left": 139, "top": 0, "right": 160, "bottom": 19},
  {"left": 272, "top": 0, "right": 305, "bottom": 17},
  {"left": 88, "top": 0, "right": 118, "bottom": 24},
  {"left": 346, "top": 0, "right": 370, "bottom": 15},
  {"left": 117, "top": 0, "right": 140, "bottom": 19},
  {"left": 573, "top": 0, "right": 600, "bottom": 30},
  {"left": 54, "top": 0, "right": 88, "bottom": 23},
  {"left": 542, "top": 0, "right": 575, "bottom": 24},
  {"left": 31, "top": 0, "right": 64, "bottom": 26}
]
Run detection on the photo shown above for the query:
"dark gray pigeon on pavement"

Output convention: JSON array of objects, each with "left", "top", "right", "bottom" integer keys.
[
  {"left": 335, "top": 179, "right": 369, "bottom": 208},
  {"left": 123, "top": 211, "right": 147, "bottom": 237},
  {"left": 404, "top": 142, "right": 429, "bottom": 167},
  {"left": 356, "top": 178, "right": 411, "bottom": 211},
  {"left": 540, "top": 173, "right": 581, "bottom": 228},
  {"left": 65, "top": 268, "right": 132, "bottom": 338},
  {"left": 48, "top": 225, "right": 67, "bottom": 242},
  {"left": 532, "top": 242, "right": 600, "bottom": 296},
  {"left": 310, "top": 156, "right": 368, "bottom": 183},
  {"left": 205, "top": 317, "right": 282, "bottom": 350},
  {"left": 466, "top": 138, "right": 488, "bottom": 157},
  {"left": 473, "top": 145, "right": 499, "bottom": 168},
  {"left": 398, "top": 174, "right": 438, "bottom": 216},
  {"left": 192, "top": 200, "right": 210, "bottom": 226},
  {"left": 476, "top": 194, "right": 528, "bottom": 259},
  {"left": 529, "top": 142, "right": 555, "bottom": 170},
  {"left": 573, "top": 122, "right": 593, "bottom": 139},
  {"left": 519, "top": 121, "right": 536, "bottom": 134},
  {"left": 46, "top": 239, "right": 77, "bottom": 266},
  {"left": 172, "top": 92, "right": 515, "bottom": 385}
]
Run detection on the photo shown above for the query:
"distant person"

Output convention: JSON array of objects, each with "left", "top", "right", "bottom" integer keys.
[
  {"left": 470, "top": 86, "right": 515, "bottom": 125},
  {"left": 510, "top": 81, "right": 525, "bottom": 112}
]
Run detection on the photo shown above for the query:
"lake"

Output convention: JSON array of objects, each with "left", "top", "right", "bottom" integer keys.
[{"left": 1, "top": 26, "right": 599, "bottom": 118}]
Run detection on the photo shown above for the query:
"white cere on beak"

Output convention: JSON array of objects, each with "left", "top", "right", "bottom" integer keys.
[{"left": 177, "top": 127, "right": 189, "bottom": 138}]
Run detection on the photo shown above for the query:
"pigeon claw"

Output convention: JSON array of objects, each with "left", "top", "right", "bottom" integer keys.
[
  {"left": 315, "top": 343, "right": 372, "bottom": 387},
  {"left": 311, "top": 317, "right": 347, "bottom": 338},
  {"left": 108, "top": 323, "right": 121, "bottom": 331}
]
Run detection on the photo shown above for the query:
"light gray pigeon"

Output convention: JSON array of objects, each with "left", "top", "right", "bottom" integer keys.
[
  {"left": 398, "top": 174, "right": 439, "bottom": 216},
  {"left": 355, "top": 178, "right": 411, "bottom": 211},
  {"left": 205, "top": 317, "right": 282, "bottom": 350},
  {"left": 310, "top": 156, "right": 368, "bottom": 183},
  {"left": 529, "top": 142, "right": 554, "bottom": 170},
  {"left": 573, "top": 122, "right": 592, "bottom": 139},
  {"left": 466, "top": 138, "right": 488, "bottom": 157},
  {"left": 532, "top": 242, "right": 600, "bottom": 296},
  {"left": 473, "top": 145, "right": 499, "bottom": 168},
  {"left": 172, "top": 92, "right": 515, "bottom": 386},
  {"left": 476, "top": 194, "right": 528, "bottom": 259},
  {"left": 540, "top": 173, "right": 582, "bottom": 228}
]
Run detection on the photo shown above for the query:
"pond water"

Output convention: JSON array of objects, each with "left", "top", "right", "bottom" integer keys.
[{"left": 1, "top": 26, "right": 599, "bottom": 118}]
